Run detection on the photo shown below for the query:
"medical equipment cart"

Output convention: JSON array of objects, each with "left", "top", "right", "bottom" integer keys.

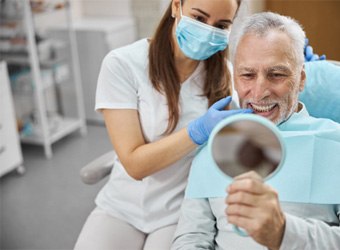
[{"left": 0, "top": 0, "right": 87, "bottom": 159}]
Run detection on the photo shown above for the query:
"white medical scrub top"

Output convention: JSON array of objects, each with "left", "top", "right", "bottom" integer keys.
[{"left": 94, "top": 38, "right": 210, "bottom": 233}]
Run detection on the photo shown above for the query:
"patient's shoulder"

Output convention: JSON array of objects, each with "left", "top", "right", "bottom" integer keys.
[{"left": 307, "top": 114, "right": 340, "bottom": 130}]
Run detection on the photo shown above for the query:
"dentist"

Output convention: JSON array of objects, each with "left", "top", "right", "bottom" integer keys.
[{"left": 75, "top": 0, "right": 249, "bottom": 249}]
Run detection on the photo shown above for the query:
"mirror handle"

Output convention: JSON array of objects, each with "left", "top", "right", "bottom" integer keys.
[{"left": 233, "top": 225, "right": 248, "bottom": 237}]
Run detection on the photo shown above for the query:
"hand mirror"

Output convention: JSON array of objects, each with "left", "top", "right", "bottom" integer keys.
[{"left": 208, "top": 114, "right": 286, "bottom": 236}]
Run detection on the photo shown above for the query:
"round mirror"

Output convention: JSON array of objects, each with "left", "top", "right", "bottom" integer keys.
[
  {"left": 209, "top": 114, "right": 285, "bottom": 181},
  {"left": 208, "top": 114, "right": 285, "bottom": 237}
]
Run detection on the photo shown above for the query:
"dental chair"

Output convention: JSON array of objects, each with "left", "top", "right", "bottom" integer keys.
[
  {"left": 80, "top": 60, "right": 340, "bottom": 185},
  {"left": 80, "top": 150, "right": 115, "bottom": 184}
]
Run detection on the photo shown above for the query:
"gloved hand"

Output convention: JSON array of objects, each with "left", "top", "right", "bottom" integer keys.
[
  {"left": 188, "top": 96, "right": 253, "bottom": 145},
  {"left": 304, "top": 38, "right": 326, "bottom": 62}
]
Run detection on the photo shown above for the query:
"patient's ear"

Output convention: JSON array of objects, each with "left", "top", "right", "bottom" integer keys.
[{"left": 299, "top": 65, "right": 306, "bottom": 92}]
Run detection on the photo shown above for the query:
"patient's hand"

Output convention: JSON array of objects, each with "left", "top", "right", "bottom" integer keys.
[{"left": 225, "top": 171, "right": 285, "bottom": 250}]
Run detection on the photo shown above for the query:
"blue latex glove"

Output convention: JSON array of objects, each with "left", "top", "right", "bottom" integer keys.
[
  {"left": 304, "top": 38, "right": 326, "bottom": 62},
  {"left": 188, "top": 96, "right": 253, "bottom": 145}
]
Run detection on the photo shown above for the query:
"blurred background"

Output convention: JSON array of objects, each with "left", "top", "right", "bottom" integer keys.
[{"left": 0, "top": 0, "right": 339, "bottom": 249}]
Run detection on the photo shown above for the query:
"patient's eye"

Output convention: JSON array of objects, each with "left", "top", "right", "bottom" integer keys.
[
  {"left": 240, "top": 73, "right": 255, "bottom": 80},
  {"left": 268, "top": 72, "right": 287, "bottom": 80}
]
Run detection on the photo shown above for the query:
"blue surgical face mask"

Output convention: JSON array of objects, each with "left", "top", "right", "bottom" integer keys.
[{"left": 175, "top": 4, "right": 230, "bottom": 60}]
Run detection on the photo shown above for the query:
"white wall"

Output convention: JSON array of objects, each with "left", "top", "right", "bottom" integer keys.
[
  {"left": 71, "top": 0, "right": 266, "bottom": 40},
  {"left": 80, "top": 0, "right": 133, "bottom": 17},
  {"left": 75, "top": 0, "right": 167, "bottom": 39},
  {"left": 131, "top": 0, "right": 162, "bottom": 38}
]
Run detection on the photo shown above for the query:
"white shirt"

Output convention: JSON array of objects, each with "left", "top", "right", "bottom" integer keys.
[
  {"left": 94, "top": 39, "right": 209, "bottom": 233},
  {"left": 172, "top": 198, "right": 340, "bottom": 250}
]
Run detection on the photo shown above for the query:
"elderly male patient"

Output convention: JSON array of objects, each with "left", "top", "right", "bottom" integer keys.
[{"left": 171, "top": 12, "right": 340, "bottom": 250}]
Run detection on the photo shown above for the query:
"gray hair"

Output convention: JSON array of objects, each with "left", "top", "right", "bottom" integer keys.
[{"left": 229, "top": 11, "right": 306, "bottom": 65}]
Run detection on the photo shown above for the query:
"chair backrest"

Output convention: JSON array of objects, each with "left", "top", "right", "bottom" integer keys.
[{"left": 299, "top": 60, "right": 340, "bottom": 123}]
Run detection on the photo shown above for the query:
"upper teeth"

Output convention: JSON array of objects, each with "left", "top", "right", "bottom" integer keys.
[{"left": 251, "top": 103, "right": 276, "bottom": 112}]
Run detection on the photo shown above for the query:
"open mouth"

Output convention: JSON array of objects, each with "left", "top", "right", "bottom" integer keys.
[{"left": 248, "top": 103, "right": 277, "bottom": 115}]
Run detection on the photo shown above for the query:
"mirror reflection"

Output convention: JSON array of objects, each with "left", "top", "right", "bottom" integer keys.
[{"left": 212, "top": 119, "right": 282, "bottom": 179}]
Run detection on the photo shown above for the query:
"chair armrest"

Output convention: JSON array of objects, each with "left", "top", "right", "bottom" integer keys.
[{"left": 80, "top": 150, "right": 116, "bottom": 185}]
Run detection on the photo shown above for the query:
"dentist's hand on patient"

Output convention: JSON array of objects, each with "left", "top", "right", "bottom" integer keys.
[
  {"left": 225, "top": 171, "right": 286, "bottom": 250},
  {"left": 188, "top": 96, "right": 253, "bottom": 145}
]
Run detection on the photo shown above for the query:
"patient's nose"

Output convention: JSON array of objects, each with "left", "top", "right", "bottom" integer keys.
[{"left": 252, "top": 76, "right": 271, "bottom": 100}]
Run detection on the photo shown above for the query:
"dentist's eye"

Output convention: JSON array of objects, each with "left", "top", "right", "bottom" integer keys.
[
  {"left": 215, "top": 23, "right": 231, "bottom": 30},
  {"left": 193, "top": 15, "right": 206, "bottom": 23},
  {"left": 216, "top": 24, "right": 227, "bottom": 30}
]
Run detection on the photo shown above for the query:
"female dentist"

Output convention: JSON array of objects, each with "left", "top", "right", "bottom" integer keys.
[
  {"left": 74, "top": 0, "right": 249, "bottom": 249},
  {"left": 75, "top": 0, "right": 323, "bottom": 248}
]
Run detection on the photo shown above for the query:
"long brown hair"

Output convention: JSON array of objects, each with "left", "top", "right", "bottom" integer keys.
[{"left": 149, "top": 0, "right": 241, "bottom": 134}]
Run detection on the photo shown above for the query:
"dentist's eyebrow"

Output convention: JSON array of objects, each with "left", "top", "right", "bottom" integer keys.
[{"left": 191, "top": 8, "right": 210, "bottom": 17}]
